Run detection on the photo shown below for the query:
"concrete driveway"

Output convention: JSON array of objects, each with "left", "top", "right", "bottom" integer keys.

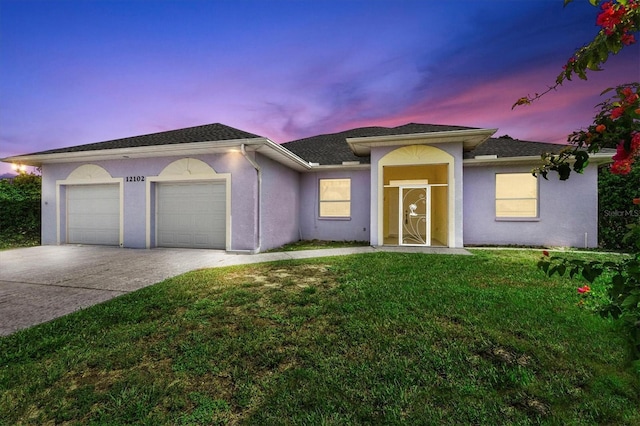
[
  {"left": 0, "top": 244, "right": 469, "bottom": 336},
  {"left": 0, "top": 245, "right": 362, "bottom": 335},
  {"left": 0, "top": 246, "right": 230, "bottom": 335}
]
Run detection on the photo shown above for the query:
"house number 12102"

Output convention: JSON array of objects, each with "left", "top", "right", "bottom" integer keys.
[{"left": 126, "top": 176, "right": 145, "bottom": 182}]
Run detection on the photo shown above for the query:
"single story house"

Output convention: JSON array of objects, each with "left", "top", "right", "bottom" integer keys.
[{"left": 2, "top": 122, "right": 610, "bottom": 252}]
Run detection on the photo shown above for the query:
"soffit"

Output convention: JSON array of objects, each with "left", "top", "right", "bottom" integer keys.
[{"left": 347, "top": 128, "right": 498, "bottom": 156}]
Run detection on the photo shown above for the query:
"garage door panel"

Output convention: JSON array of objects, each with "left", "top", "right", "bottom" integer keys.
[
  {"left": 194, "top": 234, "right": 209, "bottom": 245},
  {"left": 178, "top": 233, "right": 195, "bottom": 245},
  {"left": 69, "top": 229, "right": 119, "bottom": 246},
  {"left": 157, "top": 181, "right": 226, "bottom": 249},
  {"left": 158, "top": 233, "right": 175, "bottom": 245},
  {"left": 68, "top": 216, "right": 115, "bottom": 230},
  {"left": 67, "top": 184, "right": 120, "bottom": 246}
]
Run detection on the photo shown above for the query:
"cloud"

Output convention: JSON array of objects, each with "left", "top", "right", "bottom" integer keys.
[{"left": 296, "top": 41, "right": 638, "bottom": 144}]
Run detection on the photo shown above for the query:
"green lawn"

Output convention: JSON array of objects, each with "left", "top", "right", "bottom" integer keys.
[
  {"left": 263, "top": 239, "right": 370, "bottom": 252},
  {"left": 1, "top": 250, "right": 638, "bottom": 425},
  {"left": 0, "top": 232, "right": 39, "bottom": 250}
]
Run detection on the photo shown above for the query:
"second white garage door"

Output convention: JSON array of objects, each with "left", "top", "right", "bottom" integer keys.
[{"left": 156, "top": 181, "right": 226, "bottom": 249}]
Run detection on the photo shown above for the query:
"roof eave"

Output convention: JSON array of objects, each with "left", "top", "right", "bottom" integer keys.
[
  {"left": 252, "top": 140, "right": 311, "bottom": 171},
  {"left": 463, "top": 152, "right": 614, "bottom": 167},
  {"left": 307, "top": 163, "right": 371, "bottom": 172},
  {"left": 346, "top": 128, "right": 498, "bottom": 156},
  {"left": 2, "top": 137, "right": 311, "bottom": 171}
]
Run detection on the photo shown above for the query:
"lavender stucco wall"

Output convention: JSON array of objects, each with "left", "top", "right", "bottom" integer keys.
[
  {"left": 256, "top": 152, "right": 300, "bottom": 251},
  {"left": 41, "top": 164, "right": 61, "bottom": 245},
  {"left": 462, "top": 164, "right": 599, "bottom": 248},
  {"left": 41, "top": 153, "right": 258, "bottom": 250},
  {"left": 298, "top": 169, "right": 370, "bottom": 242}
]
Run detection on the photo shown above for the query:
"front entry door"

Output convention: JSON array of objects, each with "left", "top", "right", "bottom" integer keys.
[{"left": 400, "top": 186, "right": 430, "bottom": 246}]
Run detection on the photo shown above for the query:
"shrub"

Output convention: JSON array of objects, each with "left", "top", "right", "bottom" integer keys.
[
  {"left": 599, "top": 162, "right": 640, "bottom": 250},
  {"left": 0, "top": 173, "right": 41, "bottom": 246}
]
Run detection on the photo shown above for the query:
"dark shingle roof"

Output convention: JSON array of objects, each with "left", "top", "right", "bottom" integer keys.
[
  {"left": 27, "top": 123, "right": 262, "bottom": 155},
  {"left": 20, "top": 120, "right": 594, "bottom": 166},
  {"left": 283, "top": 125, "right": 591, "bottom": 165},
  {"left": 464, "top": 137, "right": 568, "bottom": 159},
  {"left": 282, "top": 123, "right": 477, "bottom": 165}
]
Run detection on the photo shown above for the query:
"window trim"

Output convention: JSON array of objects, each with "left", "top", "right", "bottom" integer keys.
[
  {"left": 494, "top": 172, "right": 539, "bottom": 220},
  {"left": 318, "top": 178, "right": 351, "bottom": 219}
]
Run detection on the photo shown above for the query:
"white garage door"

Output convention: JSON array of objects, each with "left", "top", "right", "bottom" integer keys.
[
  {"left": 157, "top": 181, "right": 226, "bottom": 249},
  {"left": 67, "top": 184, "right": 120, "bottom": 245}
]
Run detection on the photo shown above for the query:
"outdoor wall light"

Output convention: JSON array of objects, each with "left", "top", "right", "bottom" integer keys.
[{"left": 11, "top": 163, "right": 27, "bottom": 173}]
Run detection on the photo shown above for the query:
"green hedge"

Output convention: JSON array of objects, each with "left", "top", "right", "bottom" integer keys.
[
  {"left": 0, "top": 174, "right": 41, "bottom": 245},
  {"left": 598, "top": 163, "right": 640, "bottom": 251}
]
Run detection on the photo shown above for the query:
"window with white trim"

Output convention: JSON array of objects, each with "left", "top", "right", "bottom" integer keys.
[
  {"left": 495, "top": 173, "right": 538, "bottom": 218},
  {"left": 319, "top": 178, "right": 351, "bottom": 218}
]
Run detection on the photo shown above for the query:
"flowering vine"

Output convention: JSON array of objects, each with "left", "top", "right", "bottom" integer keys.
[
  {"left": 533, "top": 83, "right": 640, "bottom": 179},
  {"left": 513, "top": 0, "right": 639, "bottom": 107},
  {"left": 517, "top": 1, "right": 640, "bottom": 178},
  {"left": 562, "top": 0, "right": 638, "bottom": 77}
]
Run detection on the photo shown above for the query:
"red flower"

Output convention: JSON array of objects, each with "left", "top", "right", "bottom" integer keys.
[
  {"left": 577, "top": 285, "right": 591, "bottom": 294},
  {"left": 611, "top": 158, "right": 633, "bottom": 175},
  {"left": 611, "top": 139, "right": 634, "bottom": 174},
  {"left": 597, "top": 1, "right": 626, "bottom": 35},
  {"left": 633, "top": 198, "right": 640, "bottom": 205},
  {"left": 632, "top": 132, "right": 640, "bottom": 153},
  {"left": 563, "top": 57, "right": 576, "bottom": 70},
  {"left": 610, "top": 106, "right": 625, "bottom": 119},
  {"left": 542, "top": 250, "right": 549, "bottom": 257},
  {"left": 622, "top": 87, "right": 639, "bottom": 104},
  {"left": 596, "top": 124, "right": 606, "bottom": 133},
  {"left": 621, "top": 32, "right": 636, "bottom": 45},
  {"left": 612, "top": 141, "right": 631, "bottom": 162}
]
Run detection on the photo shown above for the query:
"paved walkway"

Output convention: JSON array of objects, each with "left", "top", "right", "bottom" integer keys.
[{"left": 0, "top": 245, "right": 469, "bottom": 336}]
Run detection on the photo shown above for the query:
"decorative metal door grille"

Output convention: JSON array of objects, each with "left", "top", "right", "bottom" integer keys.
[{"left": 400, "top": 186, "right": 430, "bottom": 246}]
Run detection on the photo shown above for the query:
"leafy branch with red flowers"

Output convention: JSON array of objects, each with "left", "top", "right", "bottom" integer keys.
[
  {"left": 514, "top": 0, "right": 639, "bottom": 179},
  {"left": 534, "top": 83, "right": 639, "bottom": 180},
  {"left": 559, "top": 0, "right": 638, "bottom": 81},
  {"left": 513, "top": 0, "right": 639, "bottom": 108}
]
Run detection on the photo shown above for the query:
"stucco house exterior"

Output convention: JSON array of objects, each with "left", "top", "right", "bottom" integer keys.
[{"left": 2, "top": 122, "right": 610, "bottom": 252}]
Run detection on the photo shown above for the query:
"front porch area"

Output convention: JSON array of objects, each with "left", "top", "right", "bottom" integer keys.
[{"left": 382, "top": 163, "right": 449, "bottom": 247}]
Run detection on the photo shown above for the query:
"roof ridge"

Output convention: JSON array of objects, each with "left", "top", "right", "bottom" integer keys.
[
  {"left": 283, "top": 125, "right": 391, "bottom": 145},
  {"left": 100, "top": 122, "right": 263, "bottom": 141},
  {"left": 284, "top": 122, "right": 478, "bottom": 145}
]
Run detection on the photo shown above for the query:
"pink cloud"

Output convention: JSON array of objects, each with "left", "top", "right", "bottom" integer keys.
[{"left": 328, "top": 56, "right": 637, "bottom": 144}]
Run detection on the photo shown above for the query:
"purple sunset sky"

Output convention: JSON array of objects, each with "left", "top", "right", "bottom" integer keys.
[{"left": 1, "top": 0, "right": 638, "bottom": 175}]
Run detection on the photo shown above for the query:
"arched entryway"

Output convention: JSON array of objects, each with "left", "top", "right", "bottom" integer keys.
[{"left": 378, "top": 145, "right": 455, "bottom": 247}]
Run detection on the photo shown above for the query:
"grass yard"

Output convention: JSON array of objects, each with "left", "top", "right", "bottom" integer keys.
[
  {"left": 1, "top": 250, "right": 639, "bottom": 425},
  {"left": 0, "top": 232, "right": 39, "bottom": 250},
  {"left": 263, "top": 239, "right": 370, "bottom": 252}
]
